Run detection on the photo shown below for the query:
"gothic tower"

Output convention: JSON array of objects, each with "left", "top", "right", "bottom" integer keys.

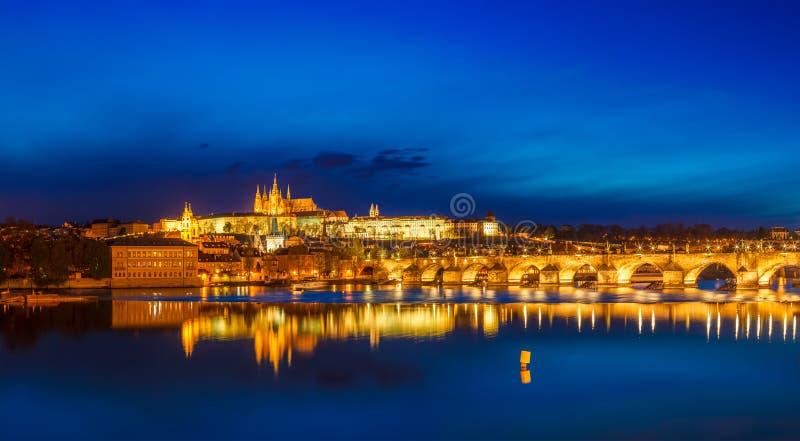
[
  {"left": 268, "top": 173, "right": 284, "bottom": 216},
  {"left": 254, "top": 185, "right": 262, "bottom": 212}
]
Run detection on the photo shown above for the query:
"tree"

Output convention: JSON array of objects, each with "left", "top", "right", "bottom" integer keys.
[
  {"left": 84, "top": 240, "right": 111, "bottom": 279},
  {"left": 541, "top": 225, "right": 556, "bottom": 240},
  {"left": 0, "top": 242, "right": 10, "bottom": 285},
  {"left": 30, "top": 237, "right": 70, "bottom": 287}
]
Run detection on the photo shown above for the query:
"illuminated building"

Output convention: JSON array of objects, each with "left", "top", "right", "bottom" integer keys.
[
  {"left": 108, "top": 236, "right": 202, "bottom": 287},
  {"left": 253, "top": 173, "right": 317, "bottom": 215},
  {"left": 771, "top": 226, "right": 789, "bottom": 240},
  {"left": 343, "top": 204, "right": 500, "bottom": 240},
  {"left": 157, "top": 175, "right": 338, "bottom": 244},
  {"left": 156, "top": 178, "right": 500, "bottom": 246},
  {"left": 197, "top": 242, "right": 244, "bottom": 281},
  {"left": 88, "top": 218, "right": 150, "bottom": 238}
]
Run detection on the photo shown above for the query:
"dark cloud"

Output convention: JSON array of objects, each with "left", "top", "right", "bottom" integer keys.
[
  {"left": 278, "top": 148, "right": 430, "bottom": 180},
  {"left": 281, "top": 158, "right": 309, "bottom": 170},
  {"left": 354, "top": 148, "right": 430, "bottom": 178},
  {"left": 312, "top": 152, "right": 357, "bottom": 169},
  {"left": 226, "top": 161, "right": 241, "bottom": 175}
]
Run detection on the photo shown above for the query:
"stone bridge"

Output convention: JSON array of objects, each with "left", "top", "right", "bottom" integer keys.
[{"left": 349, "top": 252, "right": 800, "bottom": 289}]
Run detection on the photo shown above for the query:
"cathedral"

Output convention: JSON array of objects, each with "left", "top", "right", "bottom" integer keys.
[
  {"left": 254, "top": 174, "right": 318, "bottom": 215},
  {"left": 158, "top": 174, "right": 321, "bottom": 243}
]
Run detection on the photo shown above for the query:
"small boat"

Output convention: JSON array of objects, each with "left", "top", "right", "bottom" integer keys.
[
  {"left": 292, "top": 281, "right": 329, "bottom": 290},
  {"left": 291, "top": 287, "right": 304, "bottom": 294}
]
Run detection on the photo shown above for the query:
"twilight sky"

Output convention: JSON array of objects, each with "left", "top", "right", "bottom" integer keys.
[{"left": 1, "top": 0, "right": 799, "bottom": 228}]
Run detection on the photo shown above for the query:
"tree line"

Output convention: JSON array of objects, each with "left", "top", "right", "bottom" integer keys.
[
  {"left": 536, "top": 223, "right": 780, "bottom": 243},
  {"left": 0, "top": 219, "right": 111, "bottom": 286}
]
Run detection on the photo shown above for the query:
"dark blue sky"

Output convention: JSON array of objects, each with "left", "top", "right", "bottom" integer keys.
[{"left": 1, "top": 0, "right": 799, "bottom": 227}]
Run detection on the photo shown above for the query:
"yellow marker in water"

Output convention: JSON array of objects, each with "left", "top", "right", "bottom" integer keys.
[
  {"left": 520, "top": 350, "right": 532, "bottom": 384},
  {"left": 520, "top": 350, "right": 531, "bottom": 369}
]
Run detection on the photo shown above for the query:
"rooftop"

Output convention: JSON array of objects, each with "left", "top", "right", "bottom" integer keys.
[{"left": 107, "top": 236, "right": 195, "bottom": 247}]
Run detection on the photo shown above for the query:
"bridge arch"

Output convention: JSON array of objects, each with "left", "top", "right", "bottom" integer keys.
[
  {"left": 359, "top": 266, "right": 375, "bottom": 278},
  {"left": 559, "top": 263, "right": 597, "bottom": 285},
  {"left": 573, "top": 264, "right": 598, "bottom": 283},
  {"left": 508, "top": 262, "right": 541, "bottom": 284},
  {"left": 462, "top": 263, "right": 488, "bottom": 283},
  {"left": 421, "top": 263, "right": 444, "bottom": 283},
  {"left": 402, "top": 264, "right": 422, "bottom": 284},
  {"left": 684, "top": 261, "right": 737, "bottom": 286},
  {"left": 758, "top": 264, "right": 800, "bottom": 287},
  {"left": 617, "top": 262, "right": 662, "bottom": 285}
]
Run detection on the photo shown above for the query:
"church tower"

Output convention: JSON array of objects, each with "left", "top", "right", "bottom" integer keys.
[
  {"left": 181, "top": 202, "right": 196, "bottom": 241},
  {"left": 254, "top": 185, "right": 262, "bottom": 212},
  {"left": 268, "top": 173, "right": 284, "bottom": 216}
]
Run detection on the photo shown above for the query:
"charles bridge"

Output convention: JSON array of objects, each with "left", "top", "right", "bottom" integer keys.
[{"left": 352, "top": 251, "right": 800, "bottom": 289}]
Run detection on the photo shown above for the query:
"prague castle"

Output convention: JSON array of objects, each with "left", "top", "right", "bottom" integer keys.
[
  {"left": 157, "top": 174, "right": 325, "bottom": 243},
  {"left": 156, "top": 174, "right": 500, "bottom": 247}
]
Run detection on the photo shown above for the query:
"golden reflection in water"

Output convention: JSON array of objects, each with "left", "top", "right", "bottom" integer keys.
[
  {"left": 746, "top": 312, "right": 751, "bottom": 339},
  {"left": 757, "top": 314, "right": 762, "bottom": 340},
  {"left": 638, "top": 307, "right": 642, "bottom": 335},
  {"left": 768, "top": 313, "right": 773, "bottom": 341},
  {"left": 520, "top": 368, "right": 531, "bottom": 384},
  {"left": 651, "top": 309, "right": 656, "bottom": 333},
  {"left": 110, "top": 301, "right": 800, "bottom": 373},
  {"left": 523, "top": 305, "right": 527, "bottom": 329}
]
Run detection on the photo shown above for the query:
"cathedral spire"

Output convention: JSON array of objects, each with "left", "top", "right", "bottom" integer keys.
[
  {"left": 255, "top": 185, "right": 261, "bottom": 197},
  {"left": 286, "top": 184, "right": 291, "bottom": 200},
  {"left": 272, "top": 172, "right": 279, "bottom": 193}
]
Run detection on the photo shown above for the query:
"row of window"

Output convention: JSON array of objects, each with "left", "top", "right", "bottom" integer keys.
[
  {"left": 114, "top": 272, "right": 195, "bottom": 278},
  {"left": 114, "top": 250, "right": 194, "bottom": 258},
  {"left": 128, "top": 260, "right": 183, "bottom": 268}
]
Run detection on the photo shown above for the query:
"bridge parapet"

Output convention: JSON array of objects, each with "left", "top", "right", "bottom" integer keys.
[{"left": 360, "top": 251, "right": 800, "bottom": 290}]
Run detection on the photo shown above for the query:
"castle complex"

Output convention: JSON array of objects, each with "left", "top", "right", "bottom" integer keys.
[{"left": 156, "top": 174, "right": 500, "bottom": 247}]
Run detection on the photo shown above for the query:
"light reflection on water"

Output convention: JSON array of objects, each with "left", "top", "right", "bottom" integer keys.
[
  {"left": 77, "top": 281, "right": 800, "bottom": 304},
  {"left": 112, "top": 300, "right": 799, "bottom": 374},
  {"left": 3, "top": 285, "right": 800, "bottom": 440}
]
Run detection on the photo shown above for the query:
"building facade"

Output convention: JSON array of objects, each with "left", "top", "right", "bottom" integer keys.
[
  {"left": 342, "top": 205, "right": 500, "bottom": 241},
  {"left": 109, "top": 236, "right": 202, "bottom": 288}
]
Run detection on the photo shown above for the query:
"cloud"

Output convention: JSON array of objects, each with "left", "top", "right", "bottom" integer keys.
[
  {"left": 226, "top": 161, "right": 241, "bottom": 175},
  {"left": 312, "top": 152, "right": 357, "bottom": 169},
  {"left": 281, "top": 158, "right": 309, "bottom": 170},
  {"left": 278, "top": 148, "right": 430, "bottom": 180},
  {"left": 354, "top": 148, "right": 430, "bottom": 178}
]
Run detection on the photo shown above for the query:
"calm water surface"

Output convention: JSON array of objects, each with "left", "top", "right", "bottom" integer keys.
[{"left": 1, "top": 284, "right": 800, "bottom": 440}]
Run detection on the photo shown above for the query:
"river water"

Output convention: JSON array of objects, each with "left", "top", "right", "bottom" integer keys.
[{"left": 1, "top": 283, "right": 799, "bottom": 439}]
